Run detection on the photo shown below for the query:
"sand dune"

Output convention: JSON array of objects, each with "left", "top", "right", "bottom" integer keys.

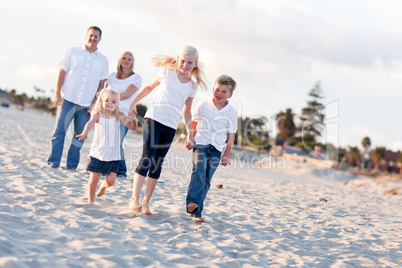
[{"left": 0, "top": 106, "right": 401, "bottom": 267}]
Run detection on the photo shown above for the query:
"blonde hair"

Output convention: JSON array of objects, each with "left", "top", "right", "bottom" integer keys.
[
  {"left": 151, "top": 45, "right": 207, "bottom": 90},
  {"left": 215, "top": 75, "right": 237, "bottom": 92},
  {"left": 117, "top": 51, "right": 135, "bottom": 79},
  {"left": 92, "top": 88, "right": 120, "bottom": 121}
]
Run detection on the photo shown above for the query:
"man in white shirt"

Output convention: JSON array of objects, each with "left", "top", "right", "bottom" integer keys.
[{"left": 47, "top": 26, "right": 109, "bottom": 170}]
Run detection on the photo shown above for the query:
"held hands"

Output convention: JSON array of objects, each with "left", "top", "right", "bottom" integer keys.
[
  {"left": 86, "top": 106, "right": 93, "bottom": 114},
  {"left": 185, "top": 137, "right": 194, "bottom": 150},
  {"left": 220, "top": 157, "right": 231, "bottom": 167},
  {"left": 128, "top": 105, "right": 138, "bottom": 120}
]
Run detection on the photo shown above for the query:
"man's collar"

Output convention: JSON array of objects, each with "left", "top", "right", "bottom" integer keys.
[{"left": 81, "top": 45, "right": 99, "bottom": 55}]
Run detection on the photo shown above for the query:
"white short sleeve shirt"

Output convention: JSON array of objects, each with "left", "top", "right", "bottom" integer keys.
[
  {"left": 59, "top": 46, "right": 109, "bottom": 107},
  {"left": 144, "top": 69, "right": 197, "bottom": 129},
  {"left": 107, "top": 72, "right": 142, "bottom": 116},
  {"left": 193, "top": 99, "right": 238, "bottom": 152},
  {"left": 89, "top": 116, "right": 121, "bottom": 161}
]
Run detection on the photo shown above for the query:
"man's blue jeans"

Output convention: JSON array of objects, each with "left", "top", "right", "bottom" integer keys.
[
  {"left": 186, "top": 145, "right": 221, "bottom": 218},
  {"left": 47, "top": 99, "right": 90, "bottom": 169}
]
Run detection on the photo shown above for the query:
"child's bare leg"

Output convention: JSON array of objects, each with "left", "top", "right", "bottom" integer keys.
[
  {"left": 141, "top": 177, "right": 158, "bottom": 216},
  {"left": 129, "top": 172, "right": 146, "bottom": 211},
  {"left": 97, "top": 172, "right": 116, "bottom": 197},
  {"left": 88, "top": 172, "right": 101, "bottom": 203}
]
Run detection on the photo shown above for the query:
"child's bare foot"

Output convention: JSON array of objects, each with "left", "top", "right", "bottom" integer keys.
[
  {"left": 129, "top": 202, "right": 142, "bottom": 212},
  {"left": 142, "top": 202, "right": 152, "bottom": 216},
  {"left": 194, "top": 217, "right": 205, "bottom": 222},
  {"left": 187, "top": 203, "right": 198, "bottom": 213},
  {"left": 96, "top": 187, "right": 106, "bottom": 197}
]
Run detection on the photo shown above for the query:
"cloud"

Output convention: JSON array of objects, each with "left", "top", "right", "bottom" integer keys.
[{"left": 15, "top": 65, "right": 58, "bottom": 80}]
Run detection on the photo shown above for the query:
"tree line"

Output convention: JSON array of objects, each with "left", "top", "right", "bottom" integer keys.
[{"left": 4, "top": 83, "right": 401, "bottom": 175}]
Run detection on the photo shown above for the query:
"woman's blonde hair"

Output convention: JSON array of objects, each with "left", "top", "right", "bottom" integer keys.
[
  {"left": 151, "top": 45, "right": 207, "bottom": 90},
  {"left": 117, "top": 51, "right": 135, "bottom": 79},
  {"left": 92, "top": 88, "right": 120, "bottom": 122}
]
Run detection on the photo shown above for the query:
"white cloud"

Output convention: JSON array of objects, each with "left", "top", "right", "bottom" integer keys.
[{"left": 15, "top": 65, "right": 58, "bottom": 81}]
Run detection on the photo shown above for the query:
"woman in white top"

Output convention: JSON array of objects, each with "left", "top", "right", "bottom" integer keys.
[
  {"left": 106, "top": 51, "right": 142, "bottom": 177},
  {"left": 128, "top": 45, "right": 207, "bottom": 215}
]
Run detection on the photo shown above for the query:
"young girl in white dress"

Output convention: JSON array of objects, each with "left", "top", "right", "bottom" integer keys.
[{"left": 76, "top": 88, "right": 137, "bottom": 203}]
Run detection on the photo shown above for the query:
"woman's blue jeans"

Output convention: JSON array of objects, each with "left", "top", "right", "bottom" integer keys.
[
  {"left": 118, "top": 123, "right": 129, "bottom": 176},
  {"left": 47, "top": 99, "right": 90, "bottom": 169},
  {"left": 186, "top": 145, "right": 221, "bottom": 217}
]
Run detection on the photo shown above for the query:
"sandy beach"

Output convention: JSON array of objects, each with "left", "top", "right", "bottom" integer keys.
[{"left": 0, "top": 106, "right": 401, "bottom": 268}]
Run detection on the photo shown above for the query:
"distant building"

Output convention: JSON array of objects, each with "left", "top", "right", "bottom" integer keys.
[{"left": 0, "top": 89, "right": 12, "bottom": 107}]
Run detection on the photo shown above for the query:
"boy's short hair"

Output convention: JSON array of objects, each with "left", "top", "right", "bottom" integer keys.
[{"left": 215, "top": 75, "right": 236, "bottom": 92}]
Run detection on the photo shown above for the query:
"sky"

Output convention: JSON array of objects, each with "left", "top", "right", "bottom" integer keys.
[{"left": 1, "top": 0, "right": 401, "bottom": 152}]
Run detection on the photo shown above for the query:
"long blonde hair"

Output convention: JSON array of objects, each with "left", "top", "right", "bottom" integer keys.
[
  {"left": 151, "top": 45, "right": 207, "bottom": 90},
  {"left": 92, "top": 88, "right": 120, "bottom": 122},
  {"left": 117, "top": 51, "right": 135, "bottom": 79}
]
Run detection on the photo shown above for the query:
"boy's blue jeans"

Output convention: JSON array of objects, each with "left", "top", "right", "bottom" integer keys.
[
  {"left": 47, "top": 99, "right": 90, "bottom": 169},
  {"left": 186, "top": 145, "right": 221, "bottom": 218}
]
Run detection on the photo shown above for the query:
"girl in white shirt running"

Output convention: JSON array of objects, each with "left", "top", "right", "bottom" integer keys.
[
  {"left": 77, "top": 88, "right": 137, "bottom": 203},
  {"left": 128, "top": 45, "right": 207, "bottom": 215}
]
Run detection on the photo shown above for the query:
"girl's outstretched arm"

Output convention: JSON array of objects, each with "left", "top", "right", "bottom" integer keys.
[
  {"left": 120, "top": 112, "right": 138, "bottom": 130},
  {"left": 76, "top": 113, "right": 99, "bottom": 141},
  {"left": 128, "top": 76, "right": 160, "bottom": 118},
  {"left": 185, "top": 121, "right": 197, "bottom": 150},
  {"left": 183, "top": 97, "right": 195, "bottom": 148}
]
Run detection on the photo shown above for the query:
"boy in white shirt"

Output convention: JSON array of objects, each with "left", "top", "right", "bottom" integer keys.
[{"left": 185, "top": 75, "right": 237, "bottom": 222}]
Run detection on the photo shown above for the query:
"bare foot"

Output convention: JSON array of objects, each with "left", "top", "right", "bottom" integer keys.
[
  {"left": 187, "top": 203, "right": 198, "bottom": 213},
  {"left": 142, "top": 202, "right": 152, "bottom": 216},
  {"left": 96, "top": 187, "right": 106, "bottom": 197},
  {"left": 129, "top": 201, "right": 142, "bottom": 212},
  {"left": 195, "top": 217, "right": 205, "bottom": 222}
]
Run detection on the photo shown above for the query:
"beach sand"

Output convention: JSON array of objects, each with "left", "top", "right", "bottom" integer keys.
[{"left": 0, "top": 106, "right": 401, "bottom": 267}]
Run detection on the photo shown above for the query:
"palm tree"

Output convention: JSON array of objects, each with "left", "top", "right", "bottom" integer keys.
[
  {"left": 346, "top": 146, "right": 361, "bottom": 167},
  {"left": 275, "top": 108, "right": 296, "bottom": 145},
  {"left": 372, "top": 147, "right": 385, "bottom": 171},
  {"left": 361, "top": 136, "right": 371, "bottom": 169},
  {"left": 361, "top": 137, "right": 371, "bottom": 149}
]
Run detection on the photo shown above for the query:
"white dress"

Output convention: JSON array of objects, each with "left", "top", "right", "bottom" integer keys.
[{"left": 89, "top": 115, "right": 121, "bottom": 161}]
